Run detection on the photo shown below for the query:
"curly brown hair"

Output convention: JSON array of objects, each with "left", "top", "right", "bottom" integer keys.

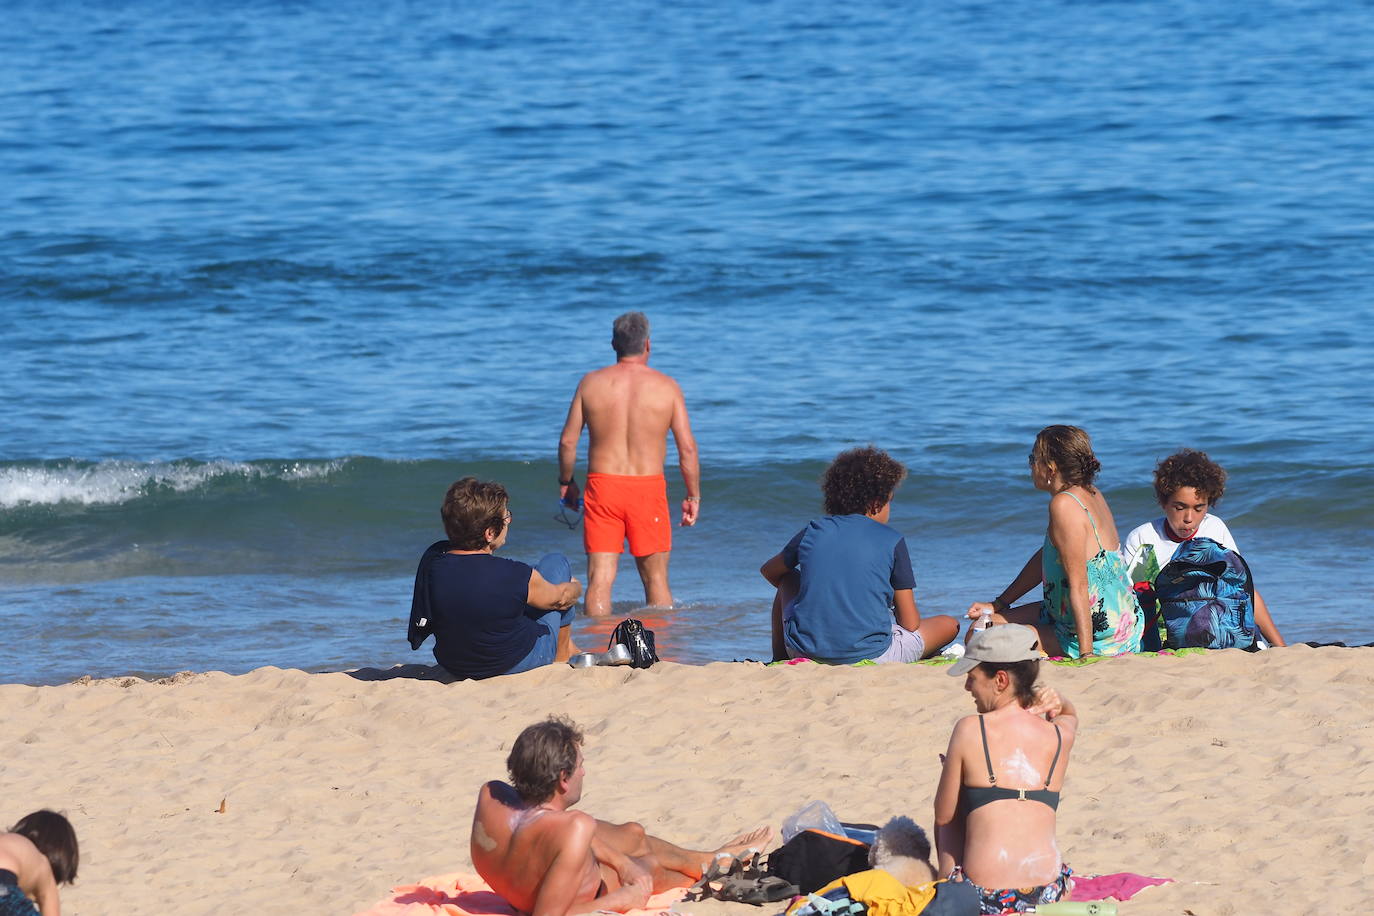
[
  {"left": 821, "top": 446, "right": 907, "bottom": 516},
  {"left": 1153, "top": 449, "right": 1227, "bottom": 506},
  {"left": 507, "top": 716, "right": 583, "bottom": 804},
  {"left": 1030, "top": 425, "right": 1101, "bottom": 490}
]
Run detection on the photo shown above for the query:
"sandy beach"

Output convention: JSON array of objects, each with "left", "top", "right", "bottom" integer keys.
[{"left": 4, "top": 646, "right": 1370, "bottom": 915}]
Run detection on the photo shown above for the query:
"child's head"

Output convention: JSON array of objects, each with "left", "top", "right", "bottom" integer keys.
[
  {"left": 11, "top": 810, "right": 78, "bottom": 885},
  {"left": 1152, "top": 449, "right": 1227, "bottom": 539},
  {"left": 821, "top": 446, "right": 906, "bottom": 517},
  {"left": 868, "top": 816, "right": 936, "bottom": 884}
]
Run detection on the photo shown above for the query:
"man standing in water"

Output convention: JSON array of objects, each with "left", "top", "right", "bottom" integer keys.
[{"left": 558, "top": 312, "right": 699, "bottom": 615}]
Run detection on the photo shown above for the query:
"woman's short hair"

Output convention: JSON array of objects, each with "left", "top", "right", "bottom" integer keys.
[
  {"left": 1153, "top": 449, "right": 1227, "bottom": 506},
  {"left": 11, "top": 810, "right": 79, "bottom": 885},
  {"left": 978, "top": 659, "right": 1040, "bottom": 707},
  {"left": 611, "top": 311, "right": 650, "bottom": 356},
  {"left": 507, "top": 716, "right": 583, "bottom": 804},
  {"left": 1031, "top": 425, "right": 1101, "bottom": 489},
  {"left": 821, "top": 446, "right": 907, "bottom": 516},
  {"left": 440, "top": 477, "right": 509, "bottom": 550}
]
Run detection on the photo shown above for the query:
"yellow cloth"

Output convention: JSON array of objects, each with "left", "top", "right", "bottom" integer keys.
[{"left": 794, "top": 869, "right": 938, "bottom": 916}]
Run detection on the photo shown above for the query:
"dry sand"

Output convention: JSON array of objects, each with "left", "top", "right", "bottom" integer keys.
[{"left": 4, "top": 646, "right": 1371, "bottom": 915}]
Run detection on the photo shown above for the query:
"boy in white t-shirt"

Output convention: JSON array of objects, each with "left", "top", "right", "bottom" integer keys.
[{"left": 1121, "top": 449, "right": 1286, "bottom": 647}]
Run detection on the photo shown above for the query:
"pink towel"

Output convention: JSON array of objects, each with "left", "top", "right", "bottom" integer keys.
[
  {"left": 1069, "top": 872, "right": 1172, "bottom": 902},
  {"left": 353, "top": 872, "right": 689, "bottom": 916}
]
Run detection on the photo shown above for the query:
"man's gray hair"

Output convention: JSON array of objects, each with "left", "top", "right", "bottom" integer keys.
[{"left": 611, "top": 311, "right": 650, "bottom": 357}]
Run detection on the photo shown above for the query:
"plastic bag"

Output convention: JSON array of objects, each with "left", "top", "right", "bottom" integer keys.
[{"left": 782, "top": 800, "right": 844, "bottom": 842}]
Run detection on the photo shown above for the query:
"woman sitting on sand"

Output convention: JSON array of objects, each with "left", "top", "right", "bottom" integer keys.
[
  {"left": 934, "top": 625, "right": 1077, "bottom": 914},
  {"left": 408, "top": 478, "right": 584, "bottom": 680},
  {"left": 968, "top": 425, "right": 1142, "bottom": 658},
  {"left": 760, "top": 446, "right": 959, "bottom": 664}
]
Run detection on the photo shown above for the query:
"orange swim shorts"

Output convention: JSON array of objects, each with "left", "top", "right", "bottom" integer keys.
[{"left": 583, "top": 473, "right": 672, "bottom": 557}]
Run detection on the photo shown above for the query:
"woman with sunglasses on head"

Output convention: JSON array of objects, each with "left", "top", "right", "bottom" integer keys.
[
  {"left": 967, "top": 425, "right": 1142, "bottom": 659},
  {"left": 407, "top": 477, "right": 583, "bottom": 680}
]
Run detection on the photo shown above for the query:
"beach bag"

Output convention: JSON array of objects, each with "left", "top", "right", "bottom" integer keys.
[
  {"left": 1127, "top": 543, "right": 1166, "bottom": 651},
  {"left": 785, "top": 870, "right": 978, "bottom": 916},
  {"left": 1131, "top": 582, "right": 1164, "bottom": 652},
  {"left": 1154, "top": 537, "right": 1256, "bottom": 650},
  {"left": 609, "top": 618, "right": 659, "bottom": 668},
  {"left": 766, "top": 829, "right": 871, "bottom": 894}
]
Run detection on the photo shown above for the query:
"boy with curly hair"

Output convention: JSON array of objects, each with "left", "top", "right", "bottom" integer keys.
[
  {"left": 761, "top": 446, "right": 958, "bottom": 664},
  {"left": 1122, "top": 449, "right": 1285, "bottom": 647}
]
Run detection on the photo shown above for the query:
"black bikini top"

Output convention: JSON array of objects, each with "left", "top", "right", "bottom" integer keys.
[{"left": 960, "top": 714, "right": 1062, "bottom": 812}]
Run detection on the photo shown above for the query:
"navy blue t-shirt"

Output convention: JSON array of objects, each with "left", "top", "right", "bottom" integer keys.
[
  {"left": 780, "top": 514, "right": 916, "bottom": 664},
  {"left": 428, "top": 553, "right": 543, "bottom": 680}
]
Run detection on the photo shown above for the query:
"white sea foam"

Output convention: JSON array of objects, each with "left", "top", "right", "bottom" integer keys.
[{"left": 0, "top": 460, "right": 343, "bottom": 509}]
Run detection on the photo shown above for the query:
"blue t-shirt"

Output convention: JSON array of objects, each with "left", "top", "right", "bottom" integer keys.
[
  {"left": 428, "top": 553, "right": 543, "bottom": 680},
  {"left": 780, "top": 514, "right": 916, "bottom": 664}
]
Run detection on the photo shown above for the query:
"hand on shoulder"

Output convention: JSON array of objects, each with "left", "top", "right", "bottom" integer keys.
[{"left": 1026, "top": 684, "right": 1062, "bottom": 718}]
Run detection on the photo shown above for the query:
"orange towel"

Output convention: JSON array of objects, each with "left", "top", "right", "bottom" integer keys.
[{"left": 353, "top": 872, "right": 688, "bottom": 916}]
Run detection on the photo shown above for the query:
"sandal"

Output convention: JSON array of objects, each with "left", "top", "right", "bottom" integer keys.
[
  {"left": 714, "top": 873, "right": 799, "bottom": 905},
  {"left": 685, "top": 850, "right": 798, "bottom": 905}
]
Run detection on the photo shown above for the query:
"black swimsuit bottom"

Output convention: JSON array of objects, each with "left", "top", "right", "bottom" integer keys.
[{"left": 961, "top": 714, "right": 1062, "bottom": 812}]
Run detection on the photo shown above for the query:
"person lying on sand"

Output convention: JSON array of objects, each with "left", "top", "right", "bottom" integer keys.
[
  {"left": 0, "top": 810, "right": 79, "bottom": 916},
  {"left": 471, "top": 716, "right": 770, "bottom": 916}
]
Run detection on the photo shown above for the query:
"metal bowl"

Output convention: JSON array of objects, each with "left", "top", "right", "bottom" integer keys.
[{"left": 601, "top": 643, "right": 633, "bottom": 666}]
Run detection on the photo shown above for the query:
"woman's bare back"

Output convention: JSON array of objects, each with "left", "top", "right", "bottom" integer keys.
[{"left": 956, "top": 708, "right": 1076, "bottom": 888}]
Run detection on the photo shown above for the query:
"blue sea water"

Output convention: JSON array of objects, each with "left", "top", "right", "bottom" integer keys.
[{"left": 2, "top": 0, "right": 1371, "bottom": 684}]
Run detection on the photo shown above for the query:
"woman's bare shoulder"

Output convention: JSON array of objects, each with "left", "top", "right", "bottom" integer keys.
[{"left": 947, "top": 713, "right": 982, "bottom": 742}]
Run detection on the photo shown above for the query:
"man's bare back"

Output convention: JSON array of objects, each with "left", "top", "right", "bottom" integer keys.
[
  {"left": 475, "top": 718, "right": 770, "bottom": 916},
  {"left": 573, "top": 362, "right": 684, "bottom": 477},
  {"left": 558, "top": 314, "right": 699, "bottom": 615},
  {"left": 471, "top": 781, "right": 614, "bottom": 916},
  {"left": 471, "top": 781, "right": 770, "bottom": 916}
]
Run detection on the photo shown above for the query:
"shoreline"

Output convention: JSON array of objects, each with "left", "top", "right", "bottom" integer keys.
[
  {"left": 14, "top": 636, "right": 1374, "bottom": 689},
  {"left": 5, "top": 647, "right": 1370, "bottom": 915}
]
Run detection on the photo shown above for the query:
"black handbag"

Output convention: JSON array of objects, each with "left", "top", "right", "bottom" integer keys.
[{"left": 609, "top": 618, "right": 659, "bottom": 668}]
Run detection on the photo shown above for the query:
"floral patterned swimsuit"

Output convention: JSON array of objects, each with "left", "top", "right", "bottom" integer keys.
[{"left": 1040, "top": 491, "right": 1143, "bottom": 657}]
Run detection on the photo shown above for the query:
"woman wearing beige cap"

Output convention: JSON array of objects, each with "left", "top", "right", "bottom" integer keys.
[{"left": 934, "top": 624, "right": 1079, "bottom": 914}]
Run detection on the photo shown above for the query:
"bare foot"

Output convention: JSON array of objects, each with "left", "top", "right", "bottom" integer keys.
[{"left": 714, "top": 825, "right": 772, "bottom": 858}]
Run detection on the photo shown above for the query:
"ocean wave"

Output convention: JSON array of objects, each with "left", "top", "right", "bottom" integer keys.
[
  {"left": 0, "top": 459, "right": 344, "bottom": 509},
  {"left": 0, "top": 453, "right": 1368, "bottom": 590}
]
